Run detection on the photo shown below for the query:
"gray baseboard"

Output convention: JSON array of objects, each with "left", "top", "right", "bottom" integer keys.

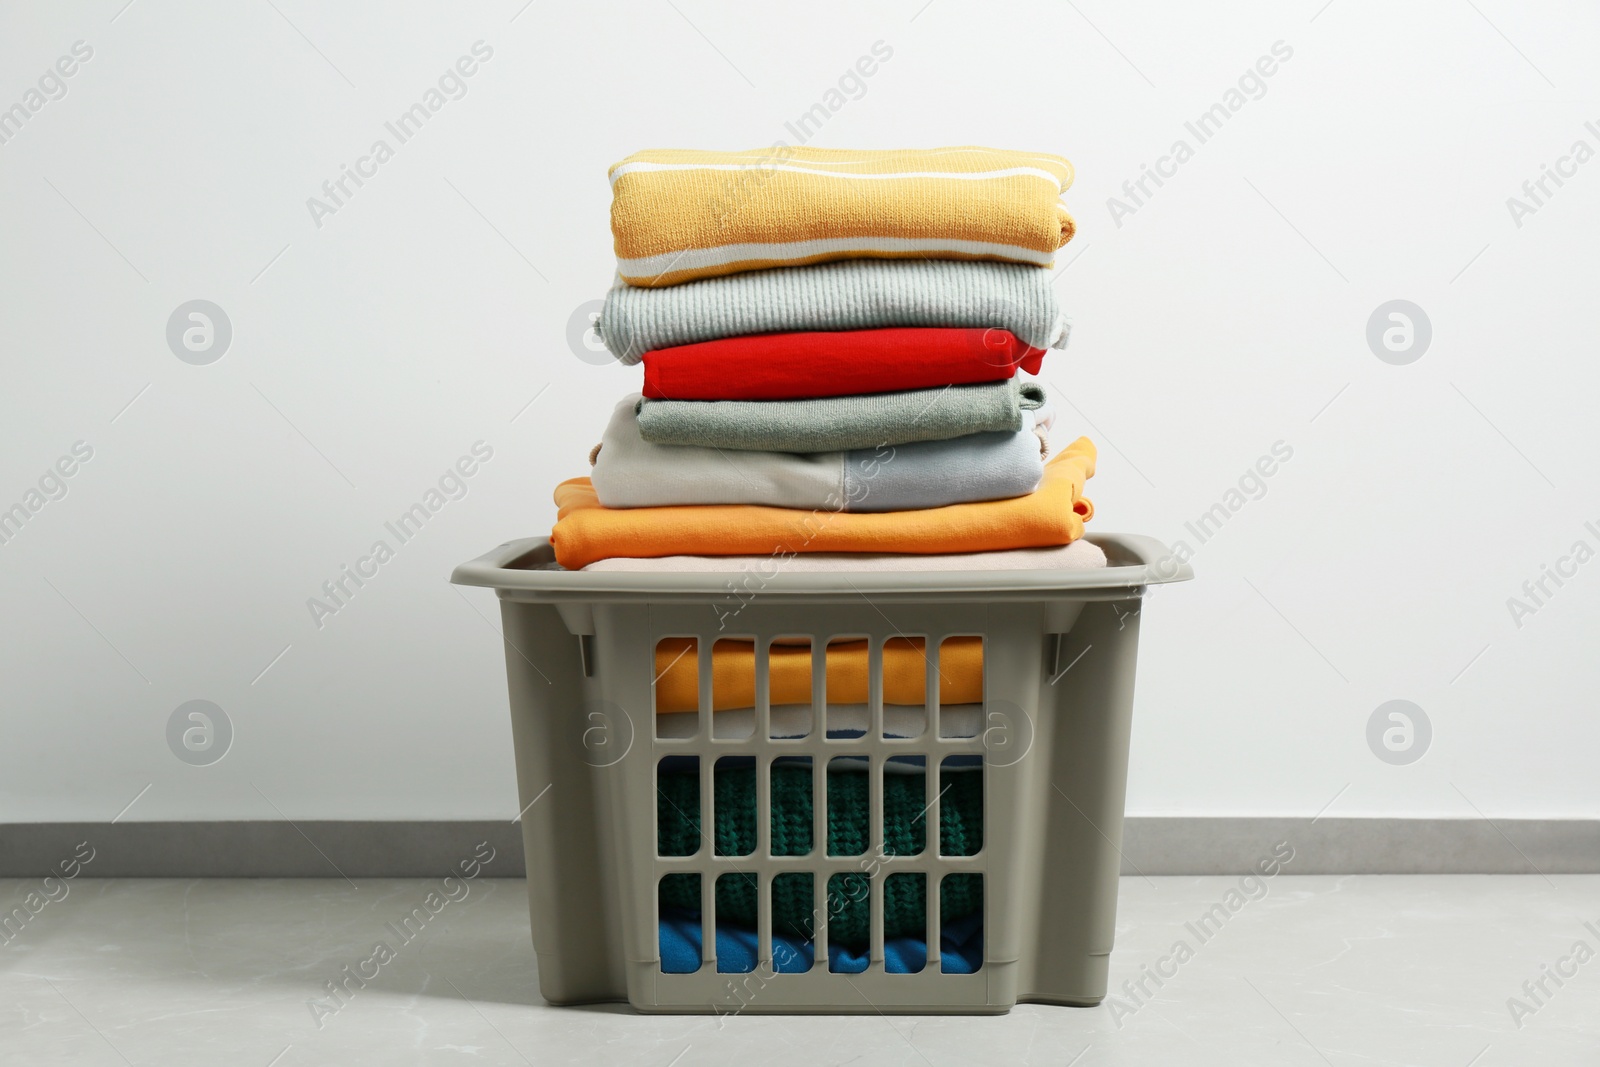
[
  {"left": 1, "top": 818, "right": 1595, "bottom": 879},
  {"left": 1119, "top": 818, "right": 1598, "bottom": 876},
  {"left": 0, "top": 822, "right": 528, "bottom": 880}
]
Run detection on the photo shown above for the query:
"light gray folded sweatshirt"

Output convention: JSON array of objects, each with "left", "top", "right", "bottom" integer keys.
[
  {"left": 592, "top": 393, "right": 1052, "bottom": 511},
  {"left": 634, "top": 379, "right": 1046, "bottom": 453},
  {"left": 596, "top": 258, "right": 1071, "bottom": 362}
]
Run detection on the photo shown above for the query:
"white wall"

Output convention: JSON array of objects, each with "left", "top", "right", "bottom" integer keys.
[{"left": 3, "top": 0, "right": 1596, "bottom": 823}]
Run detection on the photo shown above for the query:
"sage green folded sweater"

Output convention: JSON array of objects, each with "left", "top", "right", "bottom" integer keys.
[{"left": 635, "top": 380, "right": 1046, "bottom": 453}]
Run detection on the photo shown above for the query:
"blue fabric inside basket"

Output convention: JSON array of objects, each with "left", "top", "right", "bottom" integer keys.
[{"left": 658, "top": 907, "right": 983, "bottom": 975}]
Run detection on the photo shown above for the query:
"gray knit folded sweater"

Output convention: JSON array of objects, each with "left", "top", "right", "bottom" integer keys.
[
  {"left": 597, "top": 258, "right": 1070, "bottom": 362},
  {"left": 634, "top": 380, "right": 1047, "bottom": 453}
]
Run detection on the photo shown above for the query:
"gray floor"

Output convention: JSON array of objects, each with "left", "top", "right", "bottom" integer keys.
[{"left": 2, "top": 876, "right": 1595, "bottom": 1065}]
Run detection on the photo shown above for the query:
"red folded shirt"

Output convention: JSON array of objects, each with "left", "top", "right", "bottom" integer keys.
[{"left": 640, "top": 327, "right": 1047, "bottom": 401}]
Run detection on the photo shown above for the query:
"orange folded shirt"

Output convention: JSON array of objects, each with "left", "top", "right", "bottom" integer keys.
[
  {"left": 653, "top": 636, "right": 984, "bottom": 714},
  {"left": 550, "top": 438, "right": 1095, "bottom": 570}
]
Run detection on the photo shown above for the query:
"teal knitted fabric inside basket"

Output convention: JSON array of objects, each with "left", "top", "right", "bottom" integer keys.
[{"left": 657, "top": 763, "right": 983, "bottom": 945}]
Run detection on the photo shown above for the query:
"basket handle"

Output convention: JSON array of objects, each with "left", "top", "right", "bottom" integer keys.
[
  {"left": 449, "top": 536, "right": 552, "bottom": 588},
  {"left": 1086, "top": 533, "right": 1195, "bottom": 583}
]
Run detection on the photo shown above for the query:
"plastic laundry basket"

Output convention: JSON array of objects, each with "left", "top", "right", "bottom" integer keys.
[{"left": 451, "top": 533, "right": 1191, "bottom": 1014}]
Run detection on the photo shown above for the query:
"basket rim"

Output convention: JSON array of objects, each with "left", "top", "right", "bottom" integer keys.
[{"left": 450, "top": 532, "right": 1193, "bottom": 601}]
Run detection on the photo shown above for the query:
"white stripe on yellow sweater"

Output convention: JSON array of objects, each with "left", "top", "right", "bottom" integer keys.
[
  {"left": 609, "top": 146, "right": 1073, "bottom": 180},
  {"left": 616, "top": 235, "right": 1054, "bottom": 280},
  {"left": 609, "top": 161, "right": 1069, "bottom": 190}
]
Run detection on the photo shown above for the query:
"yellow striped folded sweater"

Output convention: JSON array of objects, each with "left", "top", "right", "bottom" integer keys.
[{"left": 609, "top": 146, "right": 1076, "bottom": 287}]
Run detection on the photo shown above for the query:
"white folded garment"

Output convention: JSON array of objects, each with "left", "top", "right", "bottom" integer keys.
[{"left": 585, "top": 538, "right": 1107, "bottom": 572}]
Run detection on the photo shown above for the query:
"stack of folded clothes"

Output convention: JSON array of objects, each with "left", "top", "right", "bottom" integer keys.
[{"left": 552, "top": 145, "right": 1104, "bottom": 973}]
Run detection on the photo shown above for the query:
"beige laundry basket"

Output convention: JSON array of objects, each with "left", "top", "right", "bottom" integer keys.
[{"left": 451, "top": 533, "right": 1190, "bottom": 1013}]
